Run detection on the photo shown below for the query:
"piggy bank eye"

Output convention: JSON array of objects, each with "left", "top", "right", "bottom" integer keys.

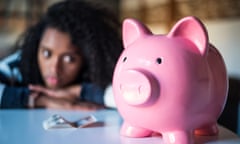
[
  {"left": 156, "top": 57, "right": 162, "bottom": 64},
  {"left": 123, "top": 57, "right": 127, "bottom": 62}
]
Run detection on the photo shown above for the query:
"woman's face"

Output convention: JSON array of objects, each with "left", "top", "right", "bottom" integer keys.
[{"left": 38, "top": 27, "right": 82, "bottom": 89}]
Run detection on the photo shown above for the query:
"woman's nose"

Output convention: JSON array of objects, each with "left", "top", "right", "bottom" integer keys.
[{"left": 49, "top": 57, "right": 61, "bottom": 74}]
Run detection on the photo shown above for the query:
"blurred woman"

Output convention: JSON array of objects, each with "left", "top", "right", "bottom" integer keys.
[{"left": 0, "top": 0, "right": 122, "bottom": 110}]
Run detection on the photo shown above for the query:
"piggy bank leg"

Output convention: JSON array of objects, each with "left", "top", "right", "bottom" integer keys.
[
  {"left": 194, "top": 124, "right": 218, "bottom": 136},
  {"left": 162, "top": 130, "right": 193, "bottom": 144},
  {"left": 120, "top": 122, "right": 152, "bottom": 137}
]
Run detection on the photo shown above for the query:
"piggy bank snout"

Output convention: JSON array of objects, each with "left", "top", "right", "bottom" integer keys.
[{"left": 119, "top": 70, "right": 159, "bottom": 106}]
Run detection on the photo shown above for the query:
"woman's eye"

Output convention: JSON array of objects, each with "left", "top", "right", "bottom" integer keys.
[
  {"left": 63, "top": 55, "right": 74, "bottom": 63},
  {"left": 42, "top": 49, "right": 51, "bottom": 58},
  {"left": 156, "top": 57, "right": 162, "bottom": 64}
]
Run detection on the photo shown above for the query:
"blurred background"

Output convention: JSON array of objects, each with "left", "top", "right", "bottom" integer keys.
[{"left": 0, "top": 0, "right": 239, "bottom": 135}]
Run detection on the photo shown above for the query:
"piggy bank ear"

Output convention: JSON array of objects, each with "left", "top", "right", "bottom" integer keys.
[
  {"left": 168, "top": 16, "right": 209, "bottom": 56},
  {"left": 123, "top": 18, "right": 152, "bottom": 48}
]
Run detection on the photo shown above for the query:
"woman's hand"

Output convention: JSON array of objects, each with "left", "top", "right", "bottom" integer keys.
[
  {"left": 34, "top": 95, "right": 104, "bottom": 110},
  {"left": 28, "top": 84, "right": 105, "bottom": 111},
  {"left": 29, "top": 84, "right": 81, "bottom": 102}
]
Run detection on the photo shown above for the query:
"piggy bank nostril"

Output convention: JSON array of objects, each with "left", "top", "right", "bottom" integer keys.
[
  {"left": 138, "top": 85, "right": 145, "bottom": 95},
  {"left": 140, "top": 85, "right": 153, "bottom": 101},
  {"left": 138, "top": 86, "right": 141, "bottom": 95}
]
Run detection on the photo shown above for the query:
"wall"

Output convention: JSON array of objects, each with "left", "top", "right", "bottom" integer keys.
[{"left": 205, "top": 19, "right": 240, "bottom": 79}]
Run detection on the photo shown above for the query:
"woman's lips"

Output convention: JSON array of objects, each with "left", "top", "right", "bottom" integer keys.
[{"left": 46, "top": 77, "right": 58, "bottom": 85}]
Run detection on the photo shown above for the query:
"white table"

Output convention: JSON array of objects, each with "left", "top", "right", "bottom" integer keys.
[{"left": 0, "top": 109, "right": 239, "bottom": 144}]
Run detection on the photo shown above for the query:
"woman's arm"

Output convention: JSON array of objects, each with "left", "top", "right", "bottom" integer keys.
[
  {"left": 0, "top": 51, "right": 29, "bottom": 108},
  {"left": 30, "top": 83, "right": 106, "bottom": 110},
  {"left": 80, "top": 83, "right": 104, "bottom": 105},
  {"left": 0, "top": 85, "right": 30, "bottom": 108}
]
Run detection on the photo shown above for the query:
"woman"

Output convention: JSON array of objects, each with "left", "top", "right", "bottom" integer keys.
[{"left": 0, "top": 0, "right": 122, "bottom": 110}]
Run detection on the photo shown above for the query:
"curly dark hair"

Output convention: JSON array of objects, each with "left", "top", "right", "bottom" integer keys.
[{"left": 18, "top": 0, "right": 123, "bottom": 89}]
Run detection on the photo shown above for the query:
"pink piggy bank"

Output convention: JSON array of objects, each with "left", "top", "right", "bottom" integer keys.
[{"left": 113, "top": 16, "right": 228, "bottom": 144}]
